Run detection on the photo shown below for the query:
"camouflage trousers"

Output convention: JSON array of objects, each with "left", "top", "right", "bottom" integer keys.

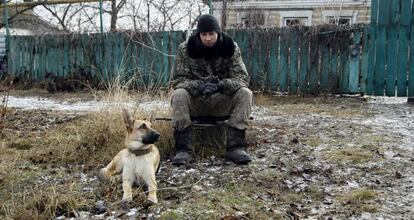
[{"left": 171, "top": 88, "right": 253, "bottom": 131}]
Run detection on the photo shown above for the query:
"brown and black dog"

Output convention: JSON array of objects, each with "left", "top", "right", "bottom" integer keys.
[{"left": 100, "top": 109, "right": 160, "bottom": 204}]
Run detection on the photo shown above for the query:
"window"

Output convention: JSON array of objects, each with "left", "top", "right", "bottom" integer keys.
[
  {"left": 322, "top": 10, "right": 357, "bottom": 25},
  {"left": 327, "top": 16, "right": 352, "bottom": 25},
  {"left": 237, "top": 11, "right": 265, "bottom": 28},
  {"left": 241, "top": 17, "right": 250, "bottom": 27},
  {"left": 279, "top": 11, "right": 313, "bottom": 27},
  {"left": 284, "top": 17, "right": 308, "bottom": 26}
]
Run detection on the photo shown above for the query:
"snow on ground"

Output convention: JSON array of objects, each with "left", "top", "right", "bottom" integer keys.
[{"left": 6, "top": 96, "right": 169, "bottom": 113}]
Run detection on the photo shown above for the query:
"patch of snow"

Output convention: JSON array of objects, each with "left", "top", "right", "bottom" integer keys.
[
  {"left": 207, "top": 166, "right": 221, "bottom": 172},
  {"left": 185, "top": 168, "right": 198, "bottom": 174},
  {"left": 251, "top": 106, "right": 273, "bottom": 119},
  {"left": 7, "top": 96, "right": 102, "bottom": 112},
  {"left": 366, "top": 96, "right": 409, "bottom": 104},
  {"left": 93, "top": 213, "right": 106, "bottom": 219},
  {"left": 6, "top": 96, "right": 169, "bottom": 113},
  {"left": 126, "top": 208, "right": 138, "bottom": 216},
  {"left": 346, "top": 180, "right": 359, "bottom": 188},
  {"left": 383, "top": 151, "right": 397, "bottom": 160}
]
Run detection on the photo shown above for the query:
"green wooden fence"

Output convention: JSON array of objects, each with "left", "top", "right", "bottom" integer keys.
[
  {"left": 368, "top": 0, "right": 414, "bottom": 97},
  {"left": 7, "top": 27, "right": 367, "bottom": 95},
  {"left": 6, "top": 0, "right": 414, "bottom": 96},
  {"left": 8, "top": 31, "right": 187, "bottom": 89}
]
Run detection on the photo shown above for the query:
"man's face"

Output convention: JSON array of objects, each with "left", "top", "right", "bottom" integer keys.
[{"left": 199, "top": 31, "right": 218, "bottom": 47}]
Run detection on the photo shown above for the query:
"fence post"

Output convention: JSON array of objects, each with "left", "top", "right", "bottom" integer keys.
[{"left": 3, "top": 0, "right": 10, "bottom": 74}]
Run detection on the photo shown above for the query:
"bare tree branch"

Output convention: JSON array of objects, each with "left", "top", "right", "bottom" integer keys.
[{"left": 0, "top": 0, "right": 47, "bottom": 29}]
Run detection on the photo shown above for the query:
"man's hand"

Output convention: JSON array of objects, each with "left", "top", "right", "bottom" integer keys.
[
  {"left": 199, "top": 82, "right": 218, "bottom": 95},
  {"left": 217, "top": 80, "right": 225, "bottom": 93},
  {"left": 206, "top": 75, "right": 219, "bottom": 84}
]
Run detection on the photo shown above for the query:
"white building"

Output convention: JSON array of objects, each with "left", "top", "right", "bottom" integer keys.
[{"left": 211, "top": 0, "right": 371, "bottom": 28}]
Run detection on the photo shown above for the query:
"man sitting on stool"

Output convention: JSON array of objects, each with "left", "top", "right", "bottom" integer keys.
[{"left": 170, "top": 14, "right": 253, "bottom": 166}]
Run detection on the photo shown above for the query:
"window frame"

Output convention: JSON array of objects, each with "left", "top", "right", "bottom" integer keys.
[{"left": 322, "top": 10, "right": 358, "bottom": 25}]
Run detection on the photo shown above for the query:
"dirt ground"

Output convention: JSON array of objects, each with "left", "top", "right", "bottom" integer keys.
[{"left": 0, "top": 91, "right": 413, "bottom": 220}]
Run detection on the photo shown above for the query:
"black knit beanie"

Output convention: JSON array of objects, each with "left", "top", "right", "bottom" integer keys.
[{"left": 197, "top": 14, "right": 221, "bottom": 33}]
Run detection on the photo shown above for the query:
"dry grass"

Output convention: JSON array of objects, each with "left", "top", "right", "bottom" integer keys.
[
  {"left": 25, "top": 108, "right": 173, "bottom": 169},
  {"left": 254, "top": 93, "right": 371, "bottom": 119},
  {"left": 193, "top": 124, "right": 227, "bottom": 158},
  {"left": 254, "top": 93, "right": 363, "bottom": 106},
  {"left": 0, "top": 75, "right": 175, "bottom": 219},
  {"left": 177, "top": 182, "right": 284, "bottom": 220},
  {"left": 323, "top": 146, "right": 374, "bottom": 165},
  {"left": 338, "top": 188, "right": 379, "bottom": 213},
  {"left": 1, "top": 183, "right": 89, "bottom": 219},
  {"left": 0, "top": 81, "right": 12, "bottom": 137},
  {"left": 339, "top": 188, "right": 378, "bottom": 203},
  {"left": 26, "top": 76, "right": 174, "bottom": 169}
]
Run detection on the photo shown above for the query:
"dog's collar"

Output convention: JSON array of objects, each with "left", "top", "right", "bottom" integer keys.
[{"left": 128, "top": 146, "right": 153, "bottom": 156}]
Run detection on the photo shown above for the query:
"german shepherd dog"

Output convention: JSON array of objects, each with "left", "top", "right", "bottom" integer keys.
[{"left": 100, "top": 109, "right": 161, "bottom": 204}]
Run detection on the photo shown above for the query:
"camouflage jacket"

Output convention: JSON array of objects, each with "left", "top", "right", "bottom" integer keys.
[{"left": 170, "top": 35, "right": 250, "bottom": 96}]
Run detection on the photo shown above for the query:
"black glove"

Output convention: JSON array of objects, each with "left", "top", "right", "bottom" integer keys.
[
  {"left": 217, "top": 80, "right": 225, "bottom": 93},
  {"left": 206, "top": 75, "right": 219, "bottom": 84},
  {"left": 199, "top": 82, "right": 218, "bottom": 95}
]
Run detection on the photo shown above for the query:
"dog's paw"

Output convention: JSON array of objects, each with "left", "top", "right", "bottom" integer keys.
[
  {"left": 121, "top": 196, "right": 133, "bottom": 202},
  {"left": 147, "top": 195, "right": 158, "bottom": 204},
  {"left": 120, "top": 198, "right": 135, "bottom": 209},
  {"left": 98, "top": 168, "right": 109, "bottom": 183}
]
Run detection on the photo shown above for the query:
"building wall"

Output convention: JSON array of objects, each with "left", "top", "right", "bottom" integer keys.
[{"left": 213, "top": 0, "right": 371, "bottom": 28}]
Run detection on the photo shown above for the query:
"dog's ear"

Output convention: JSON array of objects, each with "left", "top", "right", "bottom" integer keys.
[{"left": 122, "top": 109, "right": 134, "bottom": 132}]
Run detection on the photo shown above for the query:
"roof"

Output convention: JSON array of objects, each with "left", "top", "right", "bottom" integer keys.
[{"left": 0, "top": 9, "right": 63, "bottom": 35}]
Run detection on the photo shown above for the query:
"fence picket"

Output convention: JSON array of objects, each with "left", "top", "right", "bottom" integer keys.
[
  {"left": 397, "top": 0, "right": 411, "bottom": 96},
  {"left": 289, "top": 27, "right": 299, "bottom": 94},
  {"left": 330, "top": 33, "right": 339, "bottom": 93},
  {"left": 374, "top": 0, "right": 389, "bottom": 96},
  {"left": 251, "top": 30, "right": 259, "bottom": 88},
  {"left": 367, "top": 0, "right": 378, "bottom": 95},
  {"left": 320, "top": 31, "right": 332, "bottom": 93},
  {"left": 339, "top": 31, "right": 351, "bottom": 94},
  {"left": 299, "top": 29, "right": 310, "bottom": 94},
  {"left": 269, "top": 29, "right": 279, "bottom": 91},
  {"left": 384, "top": 0, "right": 399, "bottom": 96},
  {"left": 137, "top": 34, "right": 145, "bottom": 86},
  {"left": 260, "top": 31, "right": 269, "bottom": 90},
  {"left": 409, "top": 0, "right": 414, "bottom": 96},
  {"left": 162, "top": 31, "right": 170, "bottom": 84},
  {"left": 361, "top": 28, "right": 369, "bottom": 93},
  {"left": 309, "top": 31, "right": 319, "bottom": 94},
  {"left": 280, "top": 28, "right": 289, "bottom": 92},
  {"left": 21, "top": 37, "right": 27, "bottom": 79},
  {"left": 349, "top": 29, "right": 361, "bottom": 93},
  {"left": 153, "top": 32, "right": 162, "bottom": 85}
]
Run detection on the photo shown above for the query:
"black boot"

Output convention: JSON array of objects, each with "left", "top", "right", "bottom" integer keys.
[
  {"left": 172, "top": 127, "right": 193, "bottom": 166},
  {"left": 225, "top": 127, "right": 252, "bottom": 165}
]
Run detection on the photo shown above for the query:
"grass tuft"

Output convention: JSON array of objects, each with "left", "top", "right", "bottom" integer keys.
[
  {"left": 159, "top": 210, "right": 184, "bottom": 220},
  {"left": 323, "top": 146, "right": 374, "bottom": 164},
  {"left": 2, "top": 184, "right": 88, "bottom": 220},
  {"left": 7, "top": 140, "right": 33, "bottom": 150},
  {"left": 338, "top": 187, "right": 379, "bottom": 214},
  {"left": 339, "top": 188, "right": 378, "bottom": 204}
]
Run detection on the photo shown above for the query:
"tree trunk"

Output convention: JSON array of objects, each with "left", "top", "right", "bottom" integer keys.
[
  {"left": 221, "top": 0, "right": 227, "bottom": 30},
  {"left": 110, "top": 0, "right": 118, "bottom": 31}
]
